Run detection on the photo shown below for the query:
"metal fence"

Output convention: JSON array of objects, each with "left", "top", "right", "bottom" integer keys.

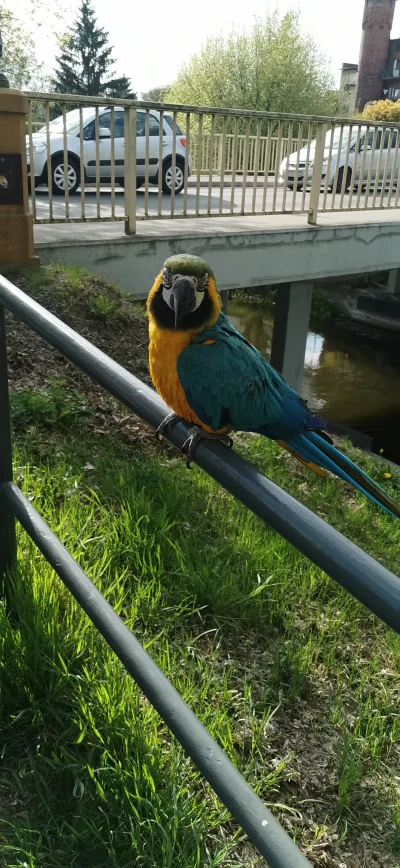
[
  {"left": 25, "top": 92, "right": 400, "bottom": 232},
  {"left": 1, "top": 274, "right": 400, "bottom": 864},
  {"left": 191, "top": 132, "right": 308, "bottom": 176}
]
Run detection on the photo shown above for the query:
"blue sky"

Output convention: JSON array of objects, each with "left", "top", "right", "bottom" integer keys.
[{"left": 12, "top": 0, "right": 400, "bottom": 94}]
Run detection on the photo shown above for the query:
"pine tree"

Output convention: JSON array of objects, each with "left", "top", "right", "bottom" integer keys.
[{"left": 52, "top": 0, "right": 134, "bottom": 98}]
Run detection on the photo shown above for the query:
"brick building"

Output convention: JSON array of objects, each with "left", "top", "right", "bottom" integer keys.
[{"left": 343, "top": 0, "right": 400, "bottom": 112}]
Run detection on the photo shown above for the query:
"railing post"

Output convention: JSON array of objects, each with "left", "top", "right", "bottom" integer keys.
[
  {"left": 307, "top": 123, "right": 326, "bottom": 226},
  {"left": 124, "top": 106, "right": 137, "bottom": 236},
  {"left": 0, "top": 304, "right": 16, "bottom": 592}
]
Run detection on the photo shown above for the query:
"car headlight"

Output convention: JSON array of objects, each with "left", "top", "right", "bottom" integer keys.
[{"left": 26, "top": 142, "right": 47, "bottom": 155}]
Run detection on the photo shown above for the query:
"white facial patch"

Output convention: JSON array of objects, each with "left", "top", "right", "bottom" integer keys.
[{"left": 162, "top": 268, "right": 208, "bottom": 313}]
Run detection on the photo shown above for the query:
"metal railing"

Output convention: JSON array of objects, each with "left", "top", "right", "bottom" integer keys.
[
  {"left": 25, "top": 91, "right": 400, "bottom": 231},
  {"left": 191, "top": 132, "right": 308, "bottom": 175},
  {"left": 1, "top": 274, "right": 400, "bottom": 864}
]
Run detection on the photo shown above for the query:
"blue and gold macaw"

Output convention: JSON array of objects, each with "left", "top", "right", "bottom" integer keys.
[{"left": 147, "top": 254, "right": 400, "bottom": 518}]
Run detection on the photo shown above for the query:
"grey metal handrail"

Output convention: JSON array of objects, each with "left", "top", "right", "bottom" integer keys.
[{"left": 0, "top": 480, "right": 309, "bottom": 868}]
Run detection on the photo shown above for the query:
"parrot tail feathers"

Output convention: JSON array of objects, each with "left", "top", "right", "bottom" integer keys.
[
  {"left": 288, "top": 431, "right": 400, "bottom": 519},
  {"left": 276, "top": 440, "right": 329, "bottom": 479}
]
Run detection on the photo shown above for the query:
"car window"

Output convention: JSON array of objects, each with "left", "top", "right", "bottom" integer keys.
[
  {"left": 136, "top": 112, "right": 160, "bottom": 136},
  {"left": 368, "top": 130, "right": 382, "bottom": 150},
  {"left": 83, "top": 111, "right": 125, "bottom": 140},
  {"left": 164, "top": 114, "right": 183, "bottom": 135},
  {"left": 114, "top": 112, "right": 124, "bottom": 137},
  {"left": 83, "top": 119, "right": 96, "bottom": 140}
]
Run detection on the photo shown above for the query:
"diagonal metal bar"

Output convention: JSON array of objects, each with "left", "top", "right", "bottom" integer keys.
[
  {"left": 0, "top": 274, "right": 399, "bottom": 632},
  {"left": 0, "top": 480, "right": 311, "bottom": 868}
]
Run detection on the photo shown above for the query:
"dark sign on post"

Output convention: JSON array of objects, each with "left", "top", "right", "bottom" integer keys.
[{"left": 0, "top": 154, "right": 23, "bottom": 205}]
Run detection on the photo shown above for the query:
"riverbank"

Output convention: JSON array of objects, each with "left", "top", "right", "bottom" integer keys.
[{"left": 1, "top": 264, "right": 400, "bottom": 868}]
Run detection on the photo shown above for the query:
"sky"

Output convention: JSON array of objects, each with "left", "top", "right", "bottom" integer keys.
[{"left": 11, "top": 0, "right": 400, "bottom": 94}]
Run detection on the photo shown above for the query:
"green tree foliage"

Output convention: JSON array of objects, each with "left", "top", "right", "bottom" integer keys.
[
  {"left": 168, "top": 10, "right": 336, "bottom": 117},
  {"left": 141, "top": 85, "right": 170, "bottom": 102},
  {"left": 52, "top": 0, "right": 134, "bottom": 98},
  {"left": 0, "top": 5, "right": 46, "bottom": 89}
]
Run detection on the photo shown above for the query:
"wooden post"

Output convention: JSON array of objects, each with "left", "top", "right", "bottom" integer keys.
[{"left": 0, "top": 88, "right": 38, "bottom": 265}]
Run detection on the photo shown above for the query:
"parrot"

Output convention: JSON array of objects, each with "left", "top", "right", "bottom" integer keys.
[{"left": 147, "top": 253, "right": 400, "bottom": 519}]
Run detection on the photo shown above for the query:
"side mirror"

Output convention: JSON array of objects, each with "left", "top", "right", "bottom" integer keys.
[{"left": 99, "top": 127, "right": 111, "bottom": 139}]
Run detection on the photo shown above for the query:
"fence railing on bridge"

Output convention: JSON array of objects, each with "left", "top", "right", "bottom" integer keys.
[
  {"left": 1, "top": 273, "right": 400, "bottom": 865},
  {"left": 25, "top": 92, "right": 400, "bottom": 232}
]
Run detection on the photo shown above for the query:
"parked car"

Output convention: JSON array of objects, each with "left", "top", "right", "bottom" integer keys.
[
  {"left": 26, "top": 106, "right": 192, "bottom": 195},
  {"left": 280, "top": 125, "right": 400, "bottom": 193}
]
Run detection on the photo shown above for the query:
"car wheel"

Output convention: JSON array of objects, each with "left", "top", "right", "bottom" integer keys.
[
  {"left": 51, "top": 154, "right": 80, "bottom": 196},
  {"left": 162, "top": 159, "right": 184, "bottom": 195},
  {"left": 333, "top": 166, "right": 352, "bottom": 194}
]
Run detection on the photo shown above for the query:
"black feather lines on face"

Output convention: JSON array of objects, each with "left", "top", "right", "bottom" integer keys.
[{"left": 150, "top": 280, "right": 214, "bottom": 330}]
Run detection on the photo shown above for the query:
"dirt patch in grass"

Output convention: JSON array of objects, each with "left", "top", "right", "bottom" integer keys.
[{"left": 3, "top": 262, "right": 158, "bottom": 453}]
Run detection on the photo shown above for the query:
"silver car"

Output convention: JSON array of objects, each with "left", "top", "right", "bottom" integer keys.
[
  {"left": 27, "top": 106, "right": 192, "bottom": 195},
  {"left": 280, "top": 125, "right": 400, "bottom": 193}
]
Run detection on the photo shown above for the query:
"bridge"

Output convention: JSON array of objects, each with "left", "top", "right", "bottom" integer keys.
[{"left": 3, "top": 89, "right": 400, "bottom": 392}]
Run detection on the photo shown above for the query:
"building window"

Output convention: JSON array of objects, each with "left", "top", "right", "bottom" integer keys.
[
  {"left": 349, "top": 73, "right": 357, "bottom": 84},
  {"left": 376, "top": 0, "right": 382, "bottom": 6}
]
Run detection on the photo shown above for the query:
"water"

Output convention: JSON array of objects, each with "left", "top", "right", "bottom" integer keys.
[{"left": 227, "top": 300, "right": 400, "bottom": 464}]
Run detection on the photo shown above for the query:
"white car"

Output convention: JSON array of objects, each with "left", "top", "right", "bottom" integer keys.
[
  {"left": 280, "top": 125, "right": 400, "bottom": 193},
  {"left": 27, "top": 106, "right": 192, "bottom": 195}
]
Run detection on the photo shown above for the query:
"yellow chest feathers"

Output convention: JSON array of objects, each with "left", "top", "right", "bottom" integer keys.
[{"left": 148, "top": 323, "right": 202, "bottom": 424}]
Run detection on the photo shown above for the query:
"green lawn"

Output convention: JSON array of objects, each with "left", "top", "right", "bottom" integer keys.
[{"left": 1, "top": 265, "right": 400, "bottom": 867}]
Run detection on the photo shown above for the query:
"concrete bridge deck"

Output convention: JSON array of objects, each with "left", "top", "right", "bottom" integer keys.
[{"left": 35, "top": 208, "right": 400, "bottom": 296}]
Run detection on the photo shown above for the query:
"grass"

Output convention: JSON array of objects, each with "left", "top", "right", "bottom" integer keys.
[{"left": 1, "top": 264, "right": 400, "bottom": 867}]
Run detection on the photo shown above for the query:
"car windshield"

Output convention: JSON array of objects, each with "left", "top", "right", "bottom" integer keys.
[
  {"left": 40, "top": 108, "right": 95, "bottom": 133},
  {"left": 325, "top": 126, "right": 368, "bottom": 151}
]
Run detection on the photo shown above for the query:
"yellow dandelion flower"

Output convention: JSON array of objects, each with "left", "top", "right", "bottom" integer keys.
[{"left": 384, "top": 472, "right": 392, "bottom": 479}]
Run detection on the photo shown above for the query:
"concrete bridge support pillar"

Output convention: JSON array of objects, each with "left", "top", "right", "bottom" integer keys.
[
  {"left": 220, "top": 290, "right": 229, "bottom": 313},
  {"left": 387, "top": 269, "right": 400, "bottom": 295},
  {"left": 270, "top": 281, "right": 313, "bottom": 394}
]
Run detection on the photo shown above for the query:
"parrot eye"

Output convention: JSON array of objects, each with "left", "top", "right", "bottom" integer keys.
[
  {"left": 197, "top": 273, "right": 208, "bottom": 292},
  {"left": 162, "top": 267, "right": 172, "bottom": 289}
]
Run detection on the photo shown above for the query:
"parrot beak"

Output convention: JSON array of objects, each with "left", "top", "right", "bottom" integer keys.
[{"left": 171, "top": 278, "right": 196, "bottom": 328}]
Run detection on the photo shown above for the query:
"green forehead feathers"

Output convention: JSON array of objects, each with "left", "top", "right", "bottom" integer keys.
[{"left": 163, "top": 254, "right": 215, "bottom": 281}]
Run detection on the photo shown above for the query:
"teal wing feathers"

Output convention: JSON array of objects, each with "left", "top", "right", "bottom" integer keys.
[{"left": 176, "top": 315, "right": 299, "bottom": 433}]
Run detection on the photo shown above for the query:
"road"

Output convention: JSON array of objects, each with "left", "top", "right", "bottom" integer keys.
[{"left": 31, "top": 181, "right": 394, "bottom": 222}]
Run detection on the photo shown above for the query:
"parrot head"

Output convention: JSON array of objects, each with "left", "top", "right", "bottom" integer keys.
[{"left": 147, "top": 254, "right": 221, "bottom": 331}]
